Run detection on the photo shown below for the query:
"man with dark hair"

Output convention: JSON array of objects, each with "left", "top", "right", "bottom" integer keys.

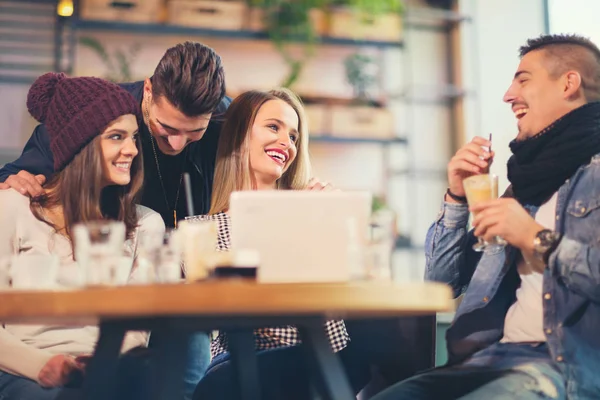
[
  {"left": 0, "top": 41, "right": 229, "bottom": 229},
  {"left": 519, "top": 33, "right": 600, "bottom": 102},
  {"left": 372, "top": 33, "right": 600, "bottom": 400},
  {"left": 0, "top": 41, "right": 228, "bottom": 399}
]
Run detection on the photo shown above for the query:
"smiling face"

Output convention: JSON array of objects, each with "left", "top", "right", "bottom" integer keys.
[
  {"left": 248, "top": 99, "right": 299, "bottom": 189},
  {"left": 143, "top": 80, "right": 211, "bottom": 155},
  {"left": 503, "top": 49, "right": 585, "bottom": 140},
  {"left": 99, "top": 114, "right": 139, "bottom": 187}
]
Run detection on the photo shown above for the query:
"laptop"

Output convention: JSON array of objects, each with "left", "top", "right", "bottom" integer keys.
[{"left": 229, "top": 190, "right": 372, "bottom": 283}]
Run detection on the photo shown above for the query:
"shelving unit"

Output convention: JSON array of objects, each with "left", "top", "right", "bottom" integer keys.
[
  {"left": 1, "top": 0, "right": 468, "bottom": 256},
  {"left": 310, "top": 136, "right": 407, "bottom": 145}
]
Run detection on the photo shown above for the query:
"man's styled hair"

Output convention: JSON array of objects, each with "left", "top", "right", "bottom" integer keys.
[
  {"left": 520, "top": 34, "right": 600, "bottom": 101},
  {"left": 151, "top": 41, "right": 226, "bottom": 117}
]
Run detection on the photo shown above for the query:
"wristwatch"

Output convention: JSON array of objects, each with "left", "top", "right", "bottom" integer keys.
[{"left": 533, "top": 229, "right": 561, "bottom": 264}]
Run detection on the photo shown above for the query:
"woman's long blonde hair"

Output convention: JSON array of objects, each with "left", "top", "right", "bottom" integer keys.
[{"left": 209, "top": 88, "right": 311, "bottom": 214}]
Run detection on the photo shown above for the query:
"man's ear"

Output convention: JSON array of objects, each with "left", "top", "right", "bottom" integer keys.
[
  {"left": 563, "top": 71, "right": 583, "bottom": 100},
  {"left": 143, "top": 78, "right": 152, "bottom": 96}
]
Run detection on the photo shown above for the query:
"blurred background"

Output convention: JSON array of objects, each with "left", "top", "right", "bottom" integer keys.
[{"left": 0, "top": 0, "right": 590, "bottom": 282}]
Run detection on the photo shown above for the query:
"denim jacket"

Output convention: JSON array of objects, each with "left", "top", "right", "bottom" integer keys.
[{"left": 425, "top": 155, "right": 600, "bottom": 399}]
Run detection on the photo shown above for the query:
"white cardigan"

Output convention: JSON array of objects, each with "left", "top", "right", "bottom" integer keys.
[{"left": 0, "top": 188, "right": 165, "bottom": 382}]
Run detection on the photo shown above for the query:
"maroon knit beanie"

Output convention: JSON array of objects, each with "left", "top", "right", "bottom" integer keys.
[{"left": 26, "top": 72, "right": 142, "bottom": 171}]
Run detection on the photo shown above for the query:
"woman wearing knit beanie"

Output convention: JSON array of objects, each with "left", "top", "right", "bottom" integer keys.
[{"left": 0, "top": 72, "right": 164, "bottom": 400}]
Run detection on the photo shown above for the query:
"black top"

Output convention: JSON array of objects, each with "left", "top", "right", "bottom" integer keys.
[{"left": 0, "top": 81, "right": 232, "bottom": 228}]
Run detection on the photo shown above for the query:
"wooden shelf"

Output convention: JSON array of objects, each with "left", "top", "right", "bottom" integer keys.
[
  {"left": 310, "top": 136, "right": 407, "bottom": 145},
  {"left": 71, "top": 19, "right": 404, "bottom": 49}
]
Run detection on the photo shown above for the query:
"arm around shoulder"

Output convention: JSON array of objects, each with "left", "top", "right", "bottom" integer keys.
[{"left": 0, "top": 124, "right": 54, "bottom": 182}]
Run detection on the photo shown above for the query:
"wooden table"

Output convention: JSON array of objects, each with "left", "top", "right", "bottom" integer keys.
[{"left": 0, "top": 281, "right": 454, "bottom": 400}]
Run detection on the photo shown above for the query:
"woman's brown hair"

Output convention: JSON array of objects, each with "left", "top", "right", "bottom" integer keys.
[{"left": 30, "top": 134, "right": 144, "bottom": 243}]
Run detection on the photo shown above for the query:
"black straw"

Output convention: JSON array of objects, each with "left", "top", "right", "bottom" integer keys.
[{"left": 183, "top": 172, "right": 195, "bottom": 217}]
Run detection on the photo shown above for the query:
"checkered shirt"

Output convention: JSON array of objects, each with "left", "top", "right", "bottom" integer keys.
[{"left": 186, "top": 212, "right": 350, "bottom": 359}]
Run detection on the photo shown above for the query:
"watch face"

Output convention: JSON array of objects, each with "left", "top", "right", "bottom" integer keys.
[
  {"left": 535, "top": 229, "right": 557, "bottom": 253},
  {"left": 540, "top": 230, "right": 555, "bottom": 243}
]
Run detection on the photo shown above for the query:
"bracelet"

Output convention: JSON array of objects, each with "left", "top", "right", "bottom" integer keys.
[{"left": 446, "top": 188, "right": 468, "bottom": 203}]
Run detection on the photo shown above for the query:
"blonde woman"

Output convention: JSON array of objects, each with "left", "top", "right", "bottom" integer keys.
[{"left": 191, "top": 88, "right": 370, "bottom": 400}]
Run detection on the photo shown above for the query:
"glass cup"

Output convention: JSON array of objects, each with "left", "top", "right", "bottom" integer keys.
[
  {"left": 180, "top": 218, "right": 219, "bottom": 281},
  {"left": 364, "top": 217, "right": 394, "bottom": 281},
  {"left": 133, "top": 229, "right": 166, "bottom": 284},
  {"left": 152, "top": 230, "right": 183, "bottom": 284},
  {"left": 73, "top": 221, "right": 128, "bottom": 286},
  {"left": 462, "top": 174, "right": 507, "bottom": 253}
]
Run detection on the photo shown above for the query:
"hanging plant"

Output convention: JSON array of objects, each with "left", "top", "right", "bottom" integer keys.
[{"left": 248, "top": 0, "right": 328, "bottom": 88}]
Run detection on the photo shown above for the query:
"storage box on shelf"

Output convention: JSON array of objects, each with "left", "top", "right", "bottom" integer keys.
[
  {"left": 247, "top": 7, "right": 328, "bottom": 36},
  {"left": 329, "top": 8, "right": 403, "bottom": 42},
  {"left": 167, "top": 0, "right": 248, "bottom": 30},
  {"left": 304, "top": 104, "right": 328, "bottom": 136},
  {"left": 80, "top": 0, "right": 165, "bottom": 23},
  {"left": 329, "top": 105, "right": 395, "bottom": 139}
]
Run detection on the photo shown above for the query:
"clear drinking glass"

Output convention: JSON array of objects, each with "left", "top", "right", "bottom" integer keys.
[
  {"left": 179, "top": 218, "right": 218, "bottom": 281},
  {"left": 463, "top": 174, "right": 507, "bottom": 253},
  {"left": 73, "top": 221, "right": 127, "bottom": 286},
  {"left": 153, "top": 230, "right": 183, "bottom": 283},
  {"left": 364, "top": 219, "right": 394, "bottom": 281},
  {"left": 133, "top": 229, "right": 165, "bottom": 284}
]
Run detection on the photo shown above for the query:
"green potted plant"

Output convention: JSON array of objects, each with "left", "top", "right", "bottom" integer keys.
[
  {"left": 344, "top": 51, "right": 378, "bottom": 105},
  {"left": 325, "top": 50, "right": 393, "bottom": 139}
]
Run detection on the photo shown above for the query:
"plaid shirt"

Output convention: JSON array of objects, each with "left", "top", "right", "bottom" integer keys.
[{"left": 186, "top": 212, "right": 350, "bottom": 359}]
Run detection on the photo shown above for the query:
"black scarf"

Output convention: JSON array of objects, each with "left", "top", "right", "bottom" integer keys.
[{"left": 507, "top": 101, "right": 600, "bottom": 206}]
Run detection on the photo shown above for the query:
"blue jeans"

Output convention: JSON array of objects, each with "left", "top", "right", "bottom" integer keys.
[
  {"left": 0, "top": 347, "right": 156, "bottom": 400},
  {"left": 0, "top": 372, "right": 81, "bottom": 400},
  {"left": 184, "top": 332, "right": 211, "bottom": 400},
  {"left": 0, "top": 349, "right": 153, "bottom": 400},
  {"left": 194, "top": 343, "right": 371, "bottom": 400},
  {"left": 372, "top": 342, "right": 566, "bottom": 400}
]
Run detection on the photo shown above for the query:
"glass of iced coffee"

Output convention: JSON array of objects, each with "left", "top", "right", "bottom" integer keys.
[{"left": 463, "top": 174, "right": 507, "bottom": 252}]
